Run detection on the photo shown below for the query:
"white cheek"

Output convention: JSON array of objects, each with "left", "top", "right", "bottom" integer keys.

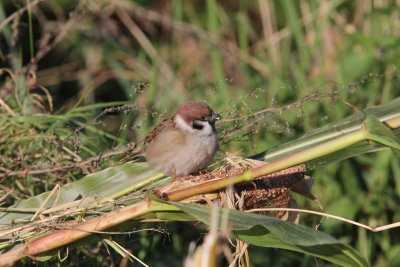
[
  {"left": 194, "top": 120, "right": 214, "bottom": 136},
  {"left": 175, "top": 115, "right": 195, "bottom": 133}
]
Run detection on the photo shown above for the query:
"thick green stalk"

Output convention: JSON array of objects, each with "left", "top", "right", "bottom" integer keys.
[
  {"left": 167, "top": 129, "right": 365, "bottom": 201},
  {"left": 0, "top": 200, "right": 178, "bottom": 266}
]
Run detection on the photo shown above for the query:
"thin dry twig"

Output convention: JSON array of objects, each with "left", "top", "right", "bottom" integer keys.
[
  {"left": 51, "top": 225, "right": 166, "bottom": 236},
  {"left": 247, "top": 207, "right": 400, "bottom": 232},
  {"left": 0, "top": 190, "right": 14, "bottom": 203},
  {"left": 115, "top": 8, "right": 185, "bottom": 92},
  {"left": 0, "top": 143, "right": 138, "bottom": 178},
  {"left": 0, "top": 0, "right": 44, "bottom": 31},
  {"left": 27, "top": 3, "right": 83, "bottom": 70},
  {"left": 0, "top": 97, "right": 16, "bottom": 116},
  {"left": 103, "top": 239, "right": 150, "bottom": 267},
  {"left": 30, "top": 184, "right": 61, "bottom": 221}
]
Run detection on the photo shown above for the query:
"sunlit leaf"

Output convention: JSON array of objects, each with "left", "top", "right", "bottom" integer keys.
[
  {"left": 173, "top": 202, "right": 369, "bottom": 267},
  {"left": 0, "top": 162, "right": 167, "bottom": 226},
  {"left": 254, "top": 97, "right": 400, "bottom": 169}
]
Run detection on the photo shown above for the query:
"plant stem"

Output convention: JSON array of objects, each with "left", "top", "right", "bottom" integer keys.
[{"left": 166, "top": 129, "right": 365, "bottom": 201}]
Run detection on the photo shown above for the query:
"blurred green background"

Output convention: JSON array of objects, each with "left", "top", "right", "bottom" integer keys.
[{"left": 1, "top": 0, "right": 400, "bottom": 266}]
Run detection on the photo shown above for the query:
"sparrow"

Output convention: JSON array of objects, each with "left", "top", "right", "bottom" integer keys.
[{"left": 144, "top": 101, "right": 221, "bottom": 176}]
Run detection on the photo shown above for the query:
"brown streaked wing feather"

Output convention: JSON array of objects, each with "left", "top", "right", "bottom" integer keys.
[
  {"left": 145, "top": 128, "right": 186, "bottom": 160},
  {"left": 144, "top": 116, "right": 175, "bottom": 145}
]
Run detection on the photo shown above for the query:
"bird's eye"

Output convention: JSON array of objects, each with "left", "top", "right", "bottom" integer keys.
[{"left": 200, "top": 116, "right": 207, "bottom": 120}]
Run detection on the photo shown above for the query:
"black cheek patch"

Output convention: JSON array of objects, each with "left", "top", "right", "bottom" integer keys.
[{"left": 192, "top": 122, "right": 204, "bottom": 130}]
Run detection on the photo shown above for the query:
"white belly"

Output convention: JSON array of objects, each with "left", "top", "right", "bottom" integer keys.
[{"left": 148, "top": 134, "right": 218, "bottom": 176}]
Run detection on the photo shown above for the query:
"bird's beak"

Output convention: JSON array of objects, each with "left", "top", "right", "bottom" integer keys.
[{"left": 210, "top": 113, "right": 222, "bottom": 122}]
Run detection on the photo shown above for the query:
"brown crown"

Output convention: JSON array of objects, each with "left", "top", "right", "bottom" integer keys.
[{"left": 176, "top": 101, "right": 214, "bottom": 123}]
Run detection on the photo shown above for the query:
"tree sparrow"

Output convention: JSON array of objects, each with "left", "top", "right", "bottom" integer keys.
[{"left": 144, "top": 101, "right": 221, "bottom": 176}]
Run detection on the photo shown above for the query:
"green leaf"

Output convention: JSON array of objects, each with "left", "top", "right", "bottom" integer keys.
[
  {"left": 238, "top": 226, "right": 367, "bottom": 267},
  {"left": 173, "top": 202, "right": 369, "bottom": 267},
  {"left": 9, "top": 115, "right": 72, "bottom": 124},
  {"left": 254, "top": 97, "right": 400, "bottom": 169},
  {"left": 153, "top": 211, "right": 194, "bottom": 221},
  {"left": 0, "top": 162, "right": 167, "bottom": 226},
  {"left": 363, "top": 115, "right": 400, "bottom": 159},
  {"left": 70, "top": 101, "right": 130, "bottom": 113}
]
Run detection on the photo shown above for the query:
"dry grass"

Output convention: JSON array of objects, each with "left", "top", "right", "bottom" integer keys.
[{"left": 1, "top": 0, "right": 400, "bottom": 265}]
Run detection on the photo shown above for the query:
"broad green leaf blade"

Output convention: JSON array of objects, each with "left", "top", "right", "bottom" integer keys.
[
  {"left": 173, "top": 202, "right": 369, "bottom": 267},
  {"left": 253, "top": 97, "right": 400, "bottom": 169},
  {"left": 0, "top": 162, "right": 167, "bottom": 226},
  {"left": 308, "top": 116, "right": 400, "bottom": 168},
  {"left": 237, "top": 226, "right": 367, "bottom": 267},
  {"left": 153, "top": 211, "right": 194, "bottom": 221},
  {"left": 364, "top": 115, "right": 400, "bottom": 150},
  {"left": 306, "top": 140, "right": 383, "bottom": 168}
]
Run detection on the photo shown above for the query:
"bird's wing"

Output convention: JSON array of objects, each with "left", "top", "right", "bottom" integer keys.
[
  {"left": 144, "top": 127, "right": 187, "bottom": 163},
  {"left": 144, "top": 116, "right": 175, "bottom": 145}
]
